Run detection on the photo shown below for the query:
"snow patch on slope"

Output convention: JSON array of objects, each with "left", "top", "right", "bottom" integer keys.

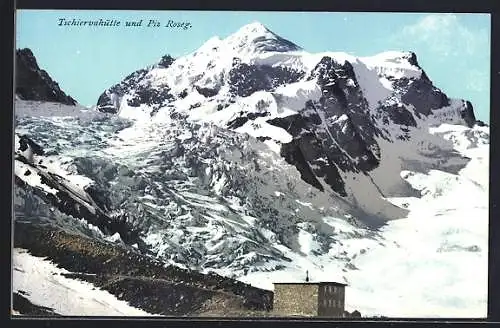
[
  {"left": 361, "top": 51, "right": 422, "bottom": 80},
  {"left": 12, "top": 248, "right": 155, "bottom": 316},
  {"left": 15, "top": 162, "right": 59, "bottom": 195}
]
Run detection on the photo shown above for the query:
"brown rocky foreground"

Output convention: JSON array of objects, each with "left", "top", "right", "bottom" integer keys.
[{"left": 13, "top": 221, "right": 273, "bottom": 316}]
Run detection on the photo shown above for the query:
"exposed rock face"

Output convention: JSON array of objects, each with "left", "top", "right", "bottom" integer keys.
[
  {"left": 395, "top": 76, "right": 450, "bottom": 117},
  {"left": 390, "top": 52, "right": 450, "bottom": 117},
  {"left": 13, "top": 293, "right": 61, "bottom": 316},
  {"left": 383, "top": 103, "right": 417, "bottom": 127},
  {"left": 265, "top": 57, "right": 382, "bottom": 194},
  {"left": 96, "top": 56, "right": 176, "bottom": 114},
  {"left": 158, "top": 54, "right": 175, "bottom": 68},
  {"left": 228, "top": 58, "right": 305, "bottom": 97},
  {"left": 17, "top": 134, "right": 45, "bottom": 156},
  {"left": 460, "top": 100, "right": 478, "bottom": 128},
  {"left": 15, "top": 48, "right": 77, "bottom": 105},
  {"left": 96, "top": 68, "right": 149, "bottom": 114}
]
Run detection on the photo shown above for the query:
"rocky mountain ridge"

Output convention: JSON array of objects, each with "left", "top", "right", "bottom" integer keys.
[{"left": 16, "top": 48, "right": 77, "bottom": 105}]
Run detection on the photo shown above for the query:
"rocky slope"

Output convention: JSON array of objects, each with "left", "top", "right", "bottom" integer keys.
[
  {"left": 13, "top": 222, "right": 273, "bottom": 316},
  {"left": 16, "top": 48, "right": 77, "bottom": 105}
]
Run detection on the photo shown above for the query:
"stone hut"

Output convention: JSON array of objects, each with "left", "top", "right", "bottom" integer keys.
[{"left": 272, "top": 281, "right": 347, "bottom": 317}]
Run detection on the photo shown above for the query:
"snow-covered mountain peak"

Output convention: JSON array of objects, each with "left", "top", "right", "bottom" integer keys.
[
  {"left": 234, "top": 21, "right": 270, "bottom": 34},
  {"left": 224, "top": 21, "right": 302, "bottom": 56},
  {"left": 366, "top": 51, "right": 416, "bottom": 63},
  {"left": 185, "top": 22, "right": 301, "bottom": 61},
  {"left": 361, "top": 51, "right": 423, "bottom": 80}
]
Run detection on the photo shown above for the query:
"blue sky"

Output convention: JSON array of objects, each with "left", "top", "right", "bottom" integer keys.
[{"left": 16, "top": 10, "right": 491, "bottom": 122}]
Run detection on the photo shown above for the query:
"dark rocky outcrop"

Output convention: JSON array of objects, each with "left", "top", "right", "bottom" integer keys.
[
  {"left": 95, "top": 92, "right": 119, "bottom": 113},
  {"left": 17, "top": 134, "right": 45, "bottom": 156},
  {"left": 396, "top": 77, "right": 450, "bottom": 117},
  {"left": 127, "top": 85, "right": 174, "bottom": 109},
  {"left": 309, "top": 57, "right": 382, "bottom": 161},
  {"left": 476, "top": 120, "right": 487, "bottom": 127},
  {"left": 395, "top": 52, "right": 450, "bottom": 117},
  {"left": 228, "top": 111, "right": 270, "bottom": 129},
  {"left": 383, "top": 103, "right": 417, "bottom": 127},
  {"left": 228, "top": 58, "right": 304, "bottom": 97},
  {"left": 406, "top": 52, "right": 419, "bottom": 67},
  {"left": 265, "top": 57, "right": 383, "bottom": 195},
  {"left": 158, "top": 54, "right": 175, "bottom": 68},
  {"left": 195, "top": 86, "right": 219, "bottom": 98},
  {"left": 12, "top": 293, "right": 61, "bottom": 316},
  {"left": 15, "top": 48, "right": 77, "bottom": 105},
  {"left": 96, "top": 68, "right": 148, "bottom": 114},
  {"left": 460, "top": 100, "right": 478, "bottom": 128},
  {"left": 96, "top": 56, "right": 176, "bottom": 114}
]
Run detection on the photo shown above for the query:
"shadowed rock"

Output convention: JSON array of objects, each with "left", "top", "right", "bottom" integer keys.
[{"left": 16, "top": 48, "right": 77, "bottom": 105}]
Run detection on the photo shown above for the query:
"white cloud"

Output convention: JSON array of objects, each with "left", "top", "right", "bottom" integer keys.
[{"left": 393, "top": 14, "right": 489, "bottom": 58}]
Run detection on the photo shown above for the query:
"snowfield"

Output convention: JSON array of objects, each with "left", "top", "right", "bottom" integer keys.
[
  {"left": 12, "top": 248, "right": 155, "bottom": 316},
  {"left": 241, "top": 133, "right": 488, "bottom": 318}
]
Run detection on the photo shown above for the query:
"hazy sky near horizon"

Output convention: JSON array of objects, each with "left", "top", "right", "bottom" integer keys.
[{"left": 16, "top": 10, "right": 491, "bottom": 122}]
